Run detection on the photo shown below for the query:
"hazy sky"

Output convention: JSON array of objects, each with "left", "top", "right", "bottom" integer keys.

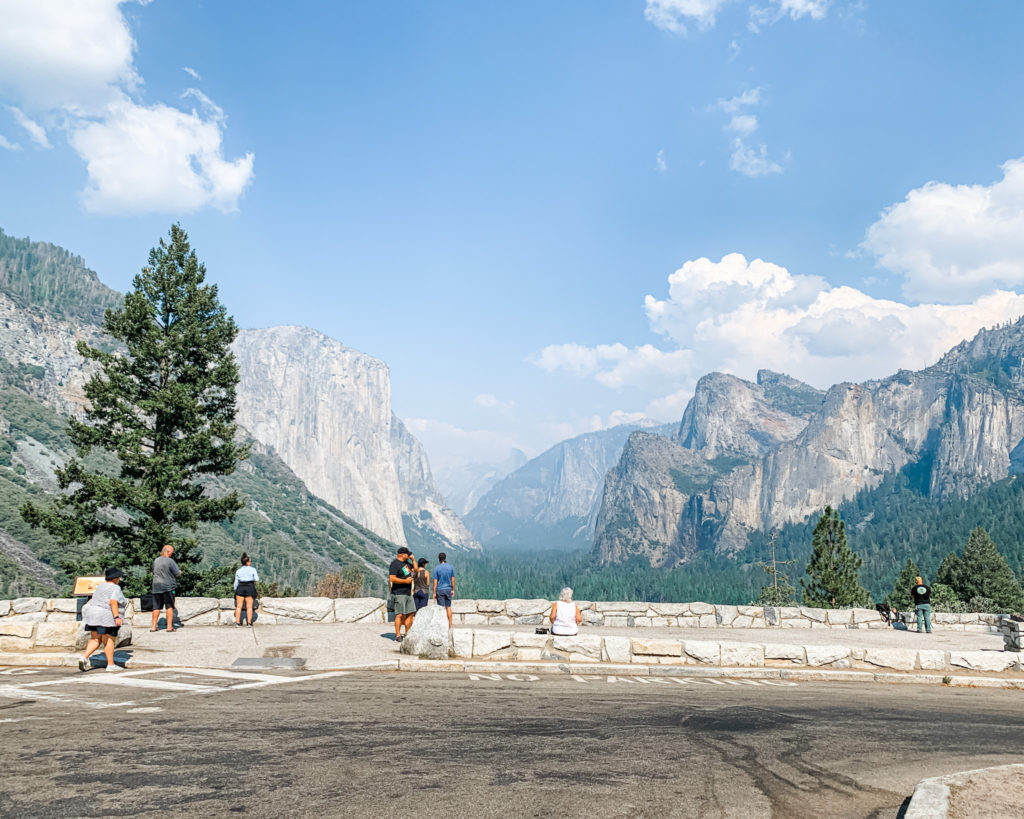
[{"left": 3, "top": 1, "right": 1024, "bottom": 470}]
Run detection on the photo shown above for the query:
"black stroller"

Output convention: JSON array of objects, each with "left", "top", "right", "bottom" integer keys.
[{"left": 876, "top": 602, "right": 908, "bottom": 630}]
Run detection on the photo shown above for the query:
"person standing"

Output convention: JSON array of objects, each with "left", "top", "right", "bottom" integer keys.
[
  {"left": 432, "top": 552, "right": 455, "bottom": 628},
  {"left": 413, "top": 557, "right": 430, "bottom": 612},
  {"left": 79, "top": 568, "right": 128, "bottom": 672},
  {"left": 388, "top": 546, "right": 416, "bottom": 642},
  {"left": 912, "top": 575, "right": 932, "bottom": 634},
  {"left": 150, "top": 543, "right": 180, "bottom": 632},
  {"left": 233, "top": 552, "right": 260, "bottom": 626}
]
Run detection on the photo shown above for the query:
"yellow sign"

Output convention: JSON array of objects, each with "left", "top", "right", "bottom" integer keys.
[{"left": 73, "top": 576, "right": 104, "bottom": 596}]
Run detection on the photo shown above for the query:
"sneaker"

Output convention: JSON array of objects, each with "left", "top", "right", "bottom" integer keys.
[
  {"left": 105, "top": 664, "right": 121, "bottom": 672},
  {"left": 396, "top": 635, "right": 404, "bottom": 643},
  {"left": 78, "top": 657, "right": 90, "bottom": 672}
]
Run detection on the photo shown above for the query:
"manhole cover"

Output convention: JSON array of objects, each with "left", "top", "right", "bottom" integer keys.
[{"left": 232, "top": 657, "right": 307, "bottom": 669}]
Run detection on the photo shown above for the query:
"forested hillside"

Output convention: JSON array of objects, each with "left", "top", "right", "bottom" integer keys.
[{"left": 0, "top": 228, "right": 121, "bottom": 324}]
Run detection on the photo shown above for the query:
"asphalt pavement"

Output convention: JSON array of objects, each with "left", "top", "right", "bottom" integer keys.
[{"left": 1, "top": 666, "right": 1023, "bottom": 818}]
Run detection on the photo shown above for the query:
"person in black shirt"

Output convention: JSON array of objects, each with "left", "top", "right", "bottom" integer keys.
[
  {"left": 388, "top": 546, "right": 417, "bottom": 642},
  {"left": 911, "top": 575, "right": 932, "bottom": 633}
]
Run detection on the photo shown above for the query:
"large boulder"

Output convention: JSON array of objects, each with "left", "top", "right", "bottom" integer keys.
[{"left": 400, "top": 605, "right": 453, "bottom": 659}]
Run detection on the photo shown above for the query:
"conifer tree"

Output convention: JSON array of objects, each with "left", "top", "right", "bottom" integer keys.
[
  {"left": 22, "top": 225, "right": 248, "bottom": 582},
  {"left": 956, "top": 527, "right": 1024, "bottom": 611},
  {"left": 886, "top": 558, "right": 921, "bottom": 609},
  {"left": 800, "top": 505, "right": 871, "bottom": 608}
]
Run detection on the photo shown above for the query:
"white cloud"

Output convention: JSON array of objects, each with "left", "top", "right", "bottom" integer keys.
[
  {"left": 646, "top": 0, "right": 833, "bottom": 34},
  {"left": 69, "top": 93, "right": 254, "bottom": 214},
  {"left": 404, "top": 418, "right": 526, "bottom": 471},
  {"left": 538, "top": 252, "right": 1024, "bottom": 419},
  {"left": 474, "top": 393, "right": 515, "bottom": 411},
  {"left": 862, "top": 157, "right": 1024, "bottom": 303},
  {"left": 711, "top": 88, "right": 784, "bottom": 177},
  {"left": 0, "top": 1, "right": 253, "bottom": 215},
  {"left": 725, "top": 114, "right": 758, "bottom": 136},
  {"left": 0, "top": 133, "right": 19, "bottom": 151},
  {"left": 655, "top": 149, "right": 668, "bottom": 173},
  {"left": 644, "top": 0, "right": 731, "bottom": 33},
  {"left": 714, "top": 88, "right": 762, "bottom": 114},
  {"left": 729, "top": 139, "right": 783, "bottom": 176},
  {"left": 183, "top": 66, "right": 201, "bottom": 81},
  {"left": 8, "top": 106, "right": 50, "bottom": 148}
]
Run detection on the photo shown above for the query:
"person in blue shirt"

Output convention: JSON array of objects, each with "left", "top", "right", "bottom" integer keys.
[
  {"left": 432, "top": 552, "right": 455, "bottom": 628},
  {"left": 233, "top": 552, "right": 260, "bottom": 626}
]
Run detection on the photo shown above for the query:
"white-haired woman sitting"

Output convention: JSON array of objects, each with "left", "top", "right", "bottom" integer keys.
[{"left": 549, "top": 587, "right": 582, "bottom": 636}]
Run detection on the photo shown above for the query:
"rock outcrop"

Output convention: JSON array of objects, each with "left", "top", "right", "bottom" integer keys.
[
  {"left": 465, "top": 422, "right": 673, "bottom": 550},
  {"left": 594, "top": 325, "right": 1024, "bottom": 567},
  {"left": 233, "top": 326, "right": 478, "bottom": 551}
]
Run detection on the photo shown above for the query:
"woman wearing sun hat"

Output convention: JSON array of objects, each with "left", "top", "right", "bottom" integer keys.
[{"left": 79, "top": 568, "right": 128, "bottom": 672}]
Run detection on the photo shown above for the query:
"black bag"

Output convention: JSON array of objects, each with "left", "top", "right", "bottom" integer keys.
[
  {"left": 386, "top": 593, "right": 395, "bottom": 613},
  {"left": 140, "top": 593, "right": 156, "bottom": 612},
  {"left": 253, "top": 597, "right": 259, "bottom": 611}
]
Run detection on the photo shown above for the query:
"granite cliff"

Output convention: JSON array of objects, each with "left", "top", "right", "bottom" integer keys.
[
  {"left": 465, "top": 422, "right": 674, "bottom": 550},
  {"left": 595, "top": 327, "right": 1024, "bottom": 567}
]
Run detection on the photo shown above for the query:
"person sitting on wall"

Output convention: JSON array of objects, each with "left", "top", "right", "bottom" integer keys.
[{"left": 549, "top": 586, "right": 582, "bottom": 636}]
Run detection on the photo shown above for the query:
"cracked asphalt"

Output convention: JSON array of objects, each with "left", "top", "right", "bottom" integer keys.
[{"left": 1, "top": 669, "right": 1022, "bottom": 818}]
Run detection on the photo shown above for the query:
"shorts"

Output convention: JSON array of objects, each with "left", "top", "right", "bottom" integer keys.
[
  {"left": 391, "top": 594, "right": 416, "bottom": 616},
  {"left": 414, "top": 590, "right": 429, "bottom": 611},
  {"left": 435, "top": 591, "right": 452, "bottom": 608},
  {"left": 152, "top": 590, "right": 175, "bottom": 610},
  {"left": 235, "top": 582, "right": 257, "bottom": 599},
  {"left": 85, "top": 624, "right": 120, "bottom": 636}
]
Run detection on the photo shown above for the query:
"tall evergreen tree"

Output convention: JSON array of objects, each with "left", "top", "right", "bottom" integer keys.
[
  {"left": 956, "top": 527, "right": 1024, "bottom": 611},
  {"left": 887, "top": 557, "right": 921, "bottom": 609},
  {"left": 800, "top": 506, "right": 872, "bottom": 608},
  {"left": 935, "top": 551, "right": 967, "bottom": 596},
  {"left": 22, "top": 225, "right": 248, "bottom": 582}
]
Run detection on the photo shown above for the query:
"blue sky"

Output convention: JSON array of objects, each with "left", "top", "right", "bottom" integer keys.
[{"left": 3, "top": 1, "right": 1024, "bottom": 471}]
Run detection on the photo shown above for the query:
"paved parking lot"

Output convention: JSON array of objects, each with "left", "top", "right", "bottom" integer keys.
[{"left": 2, "top": 666, "right": 1023, "bottom": 817}]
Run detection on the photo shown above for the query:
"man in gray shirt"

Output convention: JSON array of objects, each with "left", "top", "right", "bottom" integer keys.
[{"left": 150, "top": 544, "right": 180, "bottom": 632}]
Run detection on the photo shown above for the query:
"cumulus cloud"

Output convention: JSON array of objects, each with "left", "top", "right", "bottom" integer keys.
[
  {"left": 729, "top": 140, "right": 782, "bottom": 176},
  {"left": 0, "top": 133, "right": 19, "bottom": 151},
  {"left": 538, "top": 252, "right": 1024, "bottom": 420},
  {"left": 0, "top": 1, "right": 253, "bottom": 215},
  {"left": 862, "top": 157, "right": 1024, "bottom": 303},
  {"left": 8, "top": 106, "right": 50, "bottom": 148}
]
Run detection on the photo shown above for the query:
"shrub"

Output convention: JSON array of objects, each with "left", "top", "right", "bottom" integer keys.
[{"left": 315, "top": 565, "right": 365, "bottom": 598}]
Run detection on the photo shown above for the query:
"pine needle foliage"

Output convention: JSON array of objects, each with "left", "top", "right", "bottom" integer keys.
[
  {"left": 800, "top": 505, "right": 872, "bottom": 608},
  {"left": 21, "top": 225, "right": 249, "bottom": 576},
  {"left": 886, "top": 558, "right": 921, "bottom": 609}
]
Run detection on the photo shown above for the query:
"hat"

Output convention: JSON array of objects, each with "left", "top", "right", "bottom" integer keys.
[
  {"left": 397, "top": 547, "right": 411, "bottom": 555},
  {"left": 105, "top": 568, "right": 124, "bottom": 581}
]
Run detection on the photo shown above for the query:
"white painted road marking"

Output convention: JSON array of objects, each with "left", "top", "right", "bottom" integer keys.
[
  {"left": 0, "top": 668, "right": 352, "bottom": 712},
  {"left": 467, "top": 673, "right": 798, "bottom": 687}
]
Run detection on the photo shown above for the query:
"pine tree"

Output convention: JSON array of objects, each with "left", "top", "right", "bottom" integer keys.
[
  {"left": 886, "top": 558, "right": 921, "bottom": 610},
  {"left": 935, "top": 551, "right": 966, "bottom": 595},
  {"left": 756, "top": 531, "right": 798, "bottom": 605},
  {"left": 22, "top": 225, "right": 248, "bottom": 585},
  {"left": 956, "top": 527, "right": 1024, "bottom": 612},
  {"left": 800, "top": 506, "right": 872, "bottom": 608}
]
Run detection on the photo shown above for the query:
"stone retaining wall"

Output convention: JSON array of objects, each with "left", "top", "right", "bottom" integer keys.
[
  {"left": 0, "top": 595, "right": 1004, "bottom": 651},
  {"left": 0, "top": 596, "right": 386, "bottom": 650},
  {"left": 449, "top": 629, "right": 1022, "bottom": 674},
  {"left": 445, "top": 599, "right": 1002, "bottom": 633}
]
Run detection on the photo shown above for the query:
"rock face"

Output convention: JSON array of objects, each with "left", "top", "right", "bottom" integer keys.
[
  {"left": 465, "top": 422, "right": 674, "bottom": 550},
  {"left": 400, "top": 603, "right": 452, "bottom": 659},
  {"left": 595, "top": 322, "right": 1024, "bottom": 566},
  {"left": 435, "top": 449, "right": 529, "bottom": 517},
  {"left": 233, "top": 326, "right": 478, "bottom": 551}
]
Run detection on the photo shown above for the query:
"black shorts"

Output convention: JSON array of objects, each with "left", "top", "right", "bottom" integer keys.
[
  {"left": 152, "top": 590, "right": 175, "bottom": 609},
  {"left": 235, "top": 582, "right": 257, "bottom": 598},
  {"left": 85, "top": 624, "right": 120, "bottom": 636}
]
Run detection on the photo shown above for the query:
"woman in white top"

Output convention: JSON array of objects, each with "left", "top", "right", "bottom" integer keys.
[
  {"left": 79, "top": 568, "right": 128, "bottom": 672},
  {"left": 233, "top": 553, "right": 260, "bottom": 626},
  {"left": 549, "top": 586, "right": 582, "bottom": 636}
]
